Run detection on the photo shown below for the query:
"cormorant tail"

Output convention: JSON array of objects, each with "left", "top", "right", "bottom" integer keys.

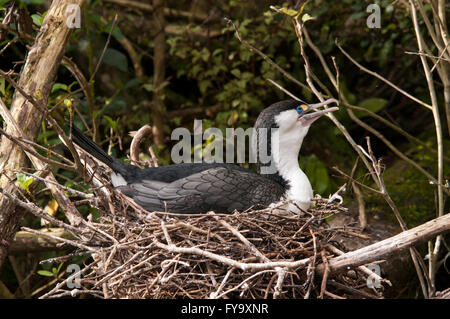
[{"left": 70, "top": 124, "right": 115, "bottom": 169}]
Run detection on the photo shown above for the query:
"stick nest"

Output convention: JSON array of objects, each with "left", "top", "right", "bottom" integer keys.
[{"left": 37, "top": 189, "right": 386, "bottom": 299}]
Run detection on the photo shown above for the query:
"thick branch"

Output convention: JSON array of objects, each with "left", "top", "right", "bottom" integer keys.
[
  {"left": 317, "top": 213, "right": 450, "bottom": 274},
  {"left": 0, "top": 0, "right": 86, "bottom": 270}
]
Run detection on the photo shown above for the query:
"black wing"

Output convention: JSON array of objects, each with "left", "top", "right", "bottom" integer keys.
[{"left": 118, "top": 167, "right": 285, "bottom": 214}]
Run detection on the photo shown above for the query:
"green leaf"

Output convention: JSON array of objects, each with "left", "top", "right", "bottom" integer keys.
[
  {"left": 198, "top": 80, "right": 211, "bottom": 94},
  {"left": 314, "top": 166, "right": 330, "bottom": 194},
  {"left": 278, "top": 7, "right": 300, "bottom": 17},
  {"left": 102, "top": 48, "right": 128, "bottom": 72},
  {"left": 16, "top": 173, "right": 34, "bottom": 192},
  {"left": 56, "top": 262, "right": 64, "bottom": 274},
  {"left": 142, "top": 83, "right": 153, "bottom": 92},
  {"left": 37, "top": 270, "right": 54, "bottom": 277},
  {"left": 354, "top": 98, "right": 388, "bottom": 118},
  {"left": 51, "top": 83, "right": 68, "bottom": 93},
  {"left": 104, "top": 115, "right": 118, "bottom": 130},
  {"left": 124, "top": 78, "right": 141, "bottom": 89},
  {"left": 31, "top": 14, "right": 43, "bottom": 27},
  {"left": 302, "top": 13, "right": 315, "bottom": 23}
]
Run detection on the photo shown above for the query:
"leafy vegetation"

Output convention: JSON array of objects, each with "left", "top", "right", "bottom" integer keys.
[{"left": 0, "top": 0, "right": 448, "bottom": 298}]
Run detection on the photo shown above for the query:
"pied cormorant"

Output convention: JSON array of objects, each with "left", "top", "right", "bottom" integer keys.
[{"left": 69, "top": 99, "right": 338, "bottom": 214}]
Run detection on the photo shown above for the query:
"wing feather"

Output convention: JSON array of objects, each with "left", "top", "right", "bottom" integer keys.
[{"left": 120, "top": 167, "right": 284, "bottom": 214}]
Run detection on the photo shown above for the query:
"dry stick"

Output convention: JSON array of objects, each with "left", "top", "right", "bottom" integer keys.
[
  {"left": 209, "top": 212, "right": 270, "bottom": 263},
  {"left": 21, "top": 227, "right": 92, "bottom": 252},
  {"left": 324, "top": 290, "right": 345, "bottom": 299},
  {"left": 267, "top": 79, "right": 301, "bottom": 101},
  {"left": 12, "top": 170, "right": 92, "bottom": 199},
  {"left": 84, "top": 14, "right": 118, "bottom": 142},
  {"left": 272, "top": 267, "right": 287, "bottom": 299},
  {"left": 349, "top": 158, "right": 367, "bottom": 230},
  {"left": 90, "top": 15, "right": 118, "bottom": 83},
  {"left": 61, "top": 57, "right": 96, "bottom": 138},
  {"left": 99, "top": 15, "right": 144, "bottom": 78},
  {"left": 298, "top": 19, "right": 432, "bottom": 297},
  {"left": 153, "top": 239, "right": 311, "bottom": 272},
  {"left": 129, "top": 125, "right": 153, "bottom": 167},
  {"left": 93, "top": 251, "right": 144, "bottom": 288},
  {"left": 15, "top": 136, "right": 75, "bottom": 165},
  {"left": 0, "top": 23, "right": 91, "bottom": 167},
  {"left": 0, "top": 128, "right": 75, "bottom": 171},
  {"left": 148, "top": 146, "right": 159, "bottom": 167},
  {"left": 292, "top": 19, "right": 381, "bottom": 190},
  {"left": 335, "top": 40, "right": 432, "bottom": 111},
  {"left": 328, "top": 279, "right": 377, "bottom": 299},
  {"left": 39, "top": 262, "right": 97, "bottom": 299},
  {"left": 0, "top": 69, "right": 84, "bottom": 173},
  {"left": 31, "top": 270, "right": 66, "bottom": 298},
  {"left": 0, "top": 98, "right": 75, "bottom": 167},
  {"left": 416, "top": 0, "right": 450, "bottom": 61},
  {"left": 0, "top": 187, "right": 80, "bottom": 236},
  {"left": 405, "top": 50, "right": 450, "bottom": 65},
  {"left": 224, "top": 18, "right": 311, "bottom": 94},
  {"left": 160, "top": 220, "right": 173, "bottom": 247},
  {"left": 346, "top": 103, "right": 441, "bottom": 191},
  {"left": 0, "top": 94, "right": 84, "bottom": 225},
  {"left": 215, "top": 269, "right": 276, "bottom": 299},
  {"left": 0, "top": 37, "right": 18, "bottom": 56},
  {"left": 318, "top": 250, "right": 329, "bottom": 299},
  {"left": 305, "top": 28, "right": 443, "bottom": 189},
  {"left": 210, "top": 267, "right": 235, "bottom": 299},
  {"left": 364, "top": 137, "right": 431, "bottom": 296},
  {"left": 409, "top": 0, "right": 445, "bottom": 296},
  {"left": 340, "top": 101, "right": 448, "bottom": 162},
  {"left": 317, "top": 213, "right": 450, "bottom": 275},
  {"left": 432, "top": 0, "right": 450, "bottom": 137},
  {"left": 303, "top": 227, "right": 317, "bottom": 299},
  {"left": 326, "top": 244, "right": 391, "bottom": 287}
]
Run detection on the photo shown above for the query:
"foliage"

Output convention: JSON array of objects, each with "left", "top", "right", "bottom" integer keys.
[{"left": 0, "top": 0, "right": 448, "bottom": 298}]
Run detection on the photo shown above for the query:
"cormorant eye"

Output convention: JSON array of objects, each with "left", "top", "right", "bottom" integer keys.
[{"left": 296, "top": 104, "right": 308, "bottom": 114}]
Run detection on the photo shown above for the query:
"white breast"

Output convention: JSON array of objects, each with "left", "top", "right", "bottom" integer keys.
[{"left": 272, "top": 110, "right": 314, "bottom": 211}]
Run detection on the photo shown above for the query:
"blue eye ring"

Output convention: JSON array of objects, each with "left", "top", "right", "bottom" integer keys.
[{"left": 296, "top": 104, "right": 308, "bottom": 114}]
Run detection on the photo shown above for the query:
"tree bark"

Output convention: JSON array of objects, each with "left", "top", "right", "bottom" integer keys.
[
  {"left": 151, "top": 0, "right": 166, "bottom": 147},
  {"left": 0, "top": 0, "right": 85, "bottom": 270}
]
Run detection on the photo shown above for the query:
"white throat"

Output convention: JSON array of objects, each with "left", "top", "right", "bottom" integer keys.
[{"left": 272, "top": 112, "right": 313, "bottom": 211}]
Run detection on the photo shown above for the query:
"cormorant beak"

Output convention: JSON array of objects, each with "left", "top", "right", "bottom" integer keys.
[{"left": 297, "top": 98, "right": 339, "bottom": 126}]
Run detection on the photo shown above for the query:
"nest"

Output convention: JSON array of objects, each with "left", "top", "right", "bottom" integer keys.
[{"left": 36, "top": 193, "right": 386, "bottom": 299}]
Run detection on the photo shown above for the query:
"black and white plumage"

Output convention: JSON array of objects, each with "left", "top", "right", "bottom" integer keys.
[{"left": 69, "top": 99, "right": 338, "bottom": 214}]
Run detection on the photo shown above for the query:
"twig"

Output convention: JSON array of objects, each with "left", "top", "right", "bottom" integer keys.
[
  {"left": 319, "top": 250, "right": 329, "bottom": 299},
  {"left": 89, "top": 15, "right": 118, "bottom": 83},
  {"left": 335, "top": 40, "right": 433, "bottom": 111},
  {"left": 409, "top": 0, "right": 445, "bottom": 295}
]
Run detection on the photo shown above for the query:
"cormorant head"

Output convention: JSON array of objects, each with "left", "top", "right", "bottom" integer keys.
[
  {"left": 252, "top": 98, "right": 339, "bottom": 175},
  {"left": 254, "top": 98, "right": 339, "bottom": 139},
  {"left": 295, "top": 98, "right": 339, "bottom": 126}
]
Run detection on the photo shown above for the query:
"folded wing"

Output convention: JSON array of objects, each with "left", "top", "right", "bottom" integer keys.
[{"left": 118, "top": 167, "right": 284, "bottom": 214}]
